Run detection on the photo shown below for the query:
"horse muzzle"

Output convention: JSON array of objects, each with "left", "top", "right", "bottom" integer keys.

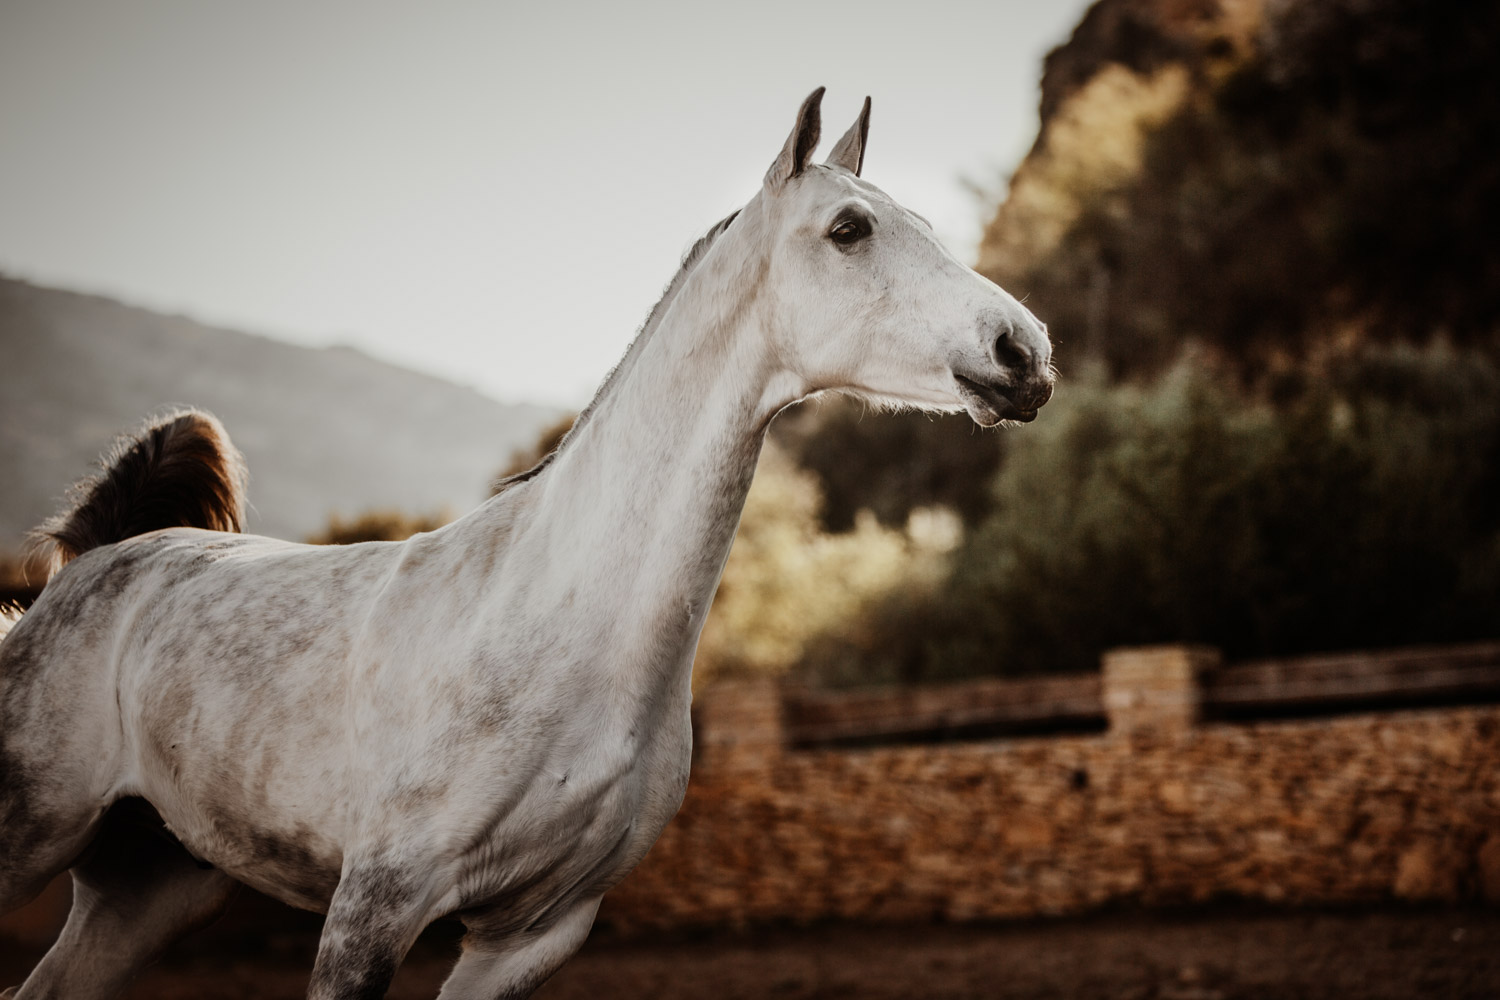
[
  {"left": 954, "top": 372, "right": 1053, "bottom": 426},
  {"left": 950, "top": 306, "right": 1054, "bottom": 426}
]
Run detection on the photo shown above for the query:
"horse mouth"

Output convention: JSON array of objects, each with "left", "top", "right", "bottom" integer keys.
[{"left": 954, "top": 374, "right": 1038, "bottom": 427}]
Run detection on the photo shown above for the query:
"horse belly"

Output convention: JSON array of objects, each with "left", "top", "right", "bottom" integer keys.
[
  {"left": 133, "top": 674, "right": 351, "bottom": 910},
  {"left": 123, "top": 605, "right": 360, "bottom": 910}
]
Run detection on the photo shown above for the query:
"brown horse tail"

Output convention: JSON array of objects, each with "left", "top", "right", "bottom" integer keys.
[
  {"left": 0, "top": 604, "right": 20, "bottom": 641},
  {"left": 29, "top": 409, "right": 249, "bottom": 580}
]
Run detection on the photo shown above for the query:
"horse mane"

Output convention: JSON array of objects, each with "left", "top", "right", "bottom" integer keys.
[
  {"left": 492, "top": 210, "right": 741, "bottom": 493},
  {"left": 28, "top": 409, "right": 248, "bottom": 580}
]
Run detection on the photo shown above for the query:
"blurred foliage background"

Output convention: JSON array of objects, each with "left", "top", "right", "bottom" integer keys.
[
  {"left": 735, "top": 0, "right": 1500, "bottom": 688},
  {"left": 312, "top": 0, "right": 1500, "bottom": 691},
  {"left": 801, "top": 347, "right": 1500, "bottom": 685},
  {"left": 981, "top": 0, "right": 1500, "bottom": 380}
]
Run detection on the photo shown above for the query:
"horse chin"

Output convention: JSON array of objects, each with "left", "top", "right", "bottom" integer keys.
[
  {"left": 964, "top": 401, "right": 1004, "bottom": 428},
  {"left": 953, "top": 374, "right": 1037, "bottom": 427}
]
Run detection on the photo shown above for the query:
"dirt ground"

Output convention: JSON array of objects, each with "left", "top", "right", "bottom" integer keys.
[{"left": 3, "top": 904, "right": 1498, "bottom": 999}]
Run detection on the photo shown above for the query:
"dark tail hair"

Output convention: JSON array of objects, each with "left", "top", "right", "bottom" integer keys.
[
  {"left": 0, "top": 604, "right": 20, "bottom": 640},
  {"left": 29, "top": 409, "right": 249, "bottom": 579}
]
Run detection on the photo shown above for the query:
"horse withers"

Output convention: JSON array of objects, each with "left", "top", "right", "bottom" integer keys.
[{"left": 0, "top": 89, "right": 1053, "bottom": 999}]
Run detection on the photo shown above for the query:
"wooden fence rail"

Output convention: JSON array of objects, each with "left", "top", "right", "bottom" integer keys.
[{"left": 776, "top": 640, "right": 1500, "bottom": 750}]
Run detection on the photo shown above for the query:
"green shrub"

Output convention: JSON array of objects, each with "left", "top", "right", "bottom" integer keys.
[
  {"left": 799, "top": 346, "right": 1500, "bottom": 684},
  {"left": 770, "top": 398, "right": 1007, "bottom": 532}
]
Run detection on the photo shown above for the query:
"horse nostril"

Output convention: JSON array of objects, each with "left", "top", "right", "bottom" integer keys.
[{"left": 993, "top": 328, "right": 1030, "bottom": 373}]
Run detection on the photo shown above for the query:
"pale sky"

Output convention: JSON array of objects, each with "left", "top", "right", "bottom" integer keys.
[{"left": 0, "top": 0, "right": 1093, "bottom": 408}]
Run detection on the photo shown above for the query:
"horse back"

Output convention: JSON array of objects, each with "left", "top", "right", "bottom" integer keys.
[{"left": 3, "top": 527, "right": 404, "bottom": 910}]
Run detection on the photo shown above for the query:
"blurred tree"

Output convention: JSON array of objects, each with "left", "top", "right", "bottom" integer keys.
[
  {"left": 770, "top": 399, "right": 1006, "bottom": 532},
  {"left": 307, "top": 509, "right": 451, "bottom": 545},
  {"left": 979, "top": 0, "right": 1500, "bottom": 380},
  {"left": 694, "top": 443, "right": 959, "bottom": 688},
  {"left": 494, "top": 414, "right": 577, "bottom": 488},
  {"left": 0, "top": 550, "right": 42, "bottom": 611}
]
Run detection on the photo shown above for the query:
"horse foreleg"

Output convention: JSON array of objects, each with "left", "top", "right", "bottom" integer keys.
[
  {"left": 11, "top": 799, "right": 237, "bottom": 1000},
  {"left": 435, "top": 896, "right": 601, "bottom": 1000},
  {"left": 306, "top": 861, "right": 435, "bottom": 1000}
]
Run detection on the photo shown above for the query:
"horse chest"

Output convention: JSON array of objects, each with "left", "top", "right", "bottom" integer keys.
[{"left": 449, "top": 704, "right": 692, "bottom": 921}]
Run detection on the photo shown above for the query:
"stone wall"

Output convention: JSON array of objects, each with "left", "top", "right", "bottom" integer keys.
[{"left": 600, "top": 646, "right": 1500, "bottom": 931}]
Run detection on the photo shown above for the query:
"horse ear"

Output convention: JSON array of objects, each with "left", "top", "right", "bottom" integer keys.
[
  {"left": 825, "top": 96, "right": 871, "bottom": 176},
  {"left": 765, "top": 87, "right": 825, "bottom": 191}
]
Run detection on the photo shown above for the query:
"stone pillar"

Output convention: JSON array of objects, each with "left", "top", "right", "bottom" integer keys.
[
  {"left": 1101, "top": 645, "right": 1219, "bottom": 737},
  {"left": 694, "top": 677, "right": 785, "bottom": 768}
]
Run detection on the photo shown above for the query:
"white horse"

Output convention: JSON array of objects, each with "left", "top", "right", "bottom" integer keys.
[{"left": 0, "top": 89, "right": 1053, "bottom": 999}]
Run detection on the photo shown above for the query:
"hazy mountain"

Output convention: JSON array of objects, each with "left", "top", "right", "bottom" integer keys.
[{"left": 0, "top": 276, "right": 559, "bottom": 548}]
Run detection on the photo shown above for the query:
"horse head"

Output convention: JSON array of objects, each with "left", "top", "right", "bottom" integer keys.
[{"left": 748, "top": 87, "right": 1054, "bottom": 427}]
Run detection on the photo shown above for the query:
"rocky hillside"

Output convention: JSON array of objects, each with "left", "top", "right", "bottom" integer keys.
[
  {"left": 0, "top": 276, "right": 555, "bottom": 547},
  {"left": 980, "top": 0, "right": 1500, "bottom": 378}
]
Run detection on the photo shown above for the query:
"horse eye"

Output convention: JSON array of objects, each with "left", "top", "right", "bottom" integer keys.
[{"left": 829, "top": 218, "right": 869, "bottom": 246}]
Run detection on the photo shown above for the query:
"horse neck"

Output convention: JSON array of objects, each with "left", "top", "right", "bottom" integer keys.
[{"left": 507, "top": 216, "right": 795, "bottom": 682}]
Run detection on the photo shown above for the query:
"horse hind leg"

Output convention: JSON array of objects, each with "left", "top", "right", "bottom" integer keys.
[
  {"left": 0, "top": 810, "right": 94, "bottom": 1000},
  {"left": 7, "top": 798, "right": 238, "bottom": 1000},
  {"left": 0, "top": 752, "right": 104, "bottom": 926},
  {"left": 0, "top": 604, "right": 119, "bottom": 924}
]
